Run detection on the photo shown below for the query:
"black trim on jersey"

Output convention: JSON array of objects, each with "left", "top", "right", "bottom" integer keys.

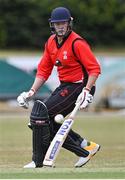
[{"left": 72, "top": 38, "right": 88, "bottom": 84}]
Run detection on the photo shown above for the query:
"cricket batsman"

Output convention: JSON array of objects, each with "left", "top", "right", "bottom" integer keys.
[{"left": 17, "top": 7, "right": 101, "bottom": 168}]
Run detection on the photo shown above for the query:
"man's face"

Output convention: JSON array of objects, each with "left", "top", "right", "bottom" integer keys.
[{"left": 53, "top": 21, "right": 69, "bottom": 36}]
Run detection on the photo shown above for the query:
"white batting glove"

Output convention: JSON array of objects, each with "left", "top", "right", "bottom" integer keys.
[
  {"left": 17, "top": 89, "right": 35, "bottom": 109},
  {"left": 76, "top": 88, "right": 93, "bottom": 109}
]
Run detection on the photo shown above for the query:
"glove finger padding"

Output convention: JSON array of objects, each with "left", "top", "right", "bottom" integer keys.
[
  {"left": 86, "top": 94, "right": 93, "bottom": 103},
  {"left": 17, "top": 92, "right": 29, "bottom": 109},
  {"left": 76, "top": 88, "right": 93, "bottom": 109},
  {"left": 80, "top": 94, "right": 93, "bottom": 109},
  {"left": 17, "top": 90, "right": 35, "bottom": 109}
]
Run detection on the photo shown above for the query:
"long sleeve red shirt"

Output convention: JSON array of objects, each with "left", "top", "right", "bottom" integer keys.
[{"left": 37, "top": 31, "right": 101, "bottom": 83}]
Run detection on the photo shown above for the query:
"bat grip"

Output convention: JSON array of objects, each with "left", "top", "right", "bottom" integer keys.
[{"left": 69, "top": 102, "right": 81, "bottom": 119}]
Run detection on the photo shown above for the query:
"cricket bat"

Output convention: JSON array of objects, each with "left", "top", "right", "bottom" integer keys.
[{"left": 43, "top": 102, "right": 81, "bottom": 167}]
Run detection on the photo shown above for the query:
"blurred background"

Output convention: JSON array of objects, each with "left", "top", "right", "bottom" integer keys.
[
  {"left": 0, "top": 0, "right": 125, "bottom": 112},
  {"left": 0, "top": 1, "right": 125, "bottom": 176}
]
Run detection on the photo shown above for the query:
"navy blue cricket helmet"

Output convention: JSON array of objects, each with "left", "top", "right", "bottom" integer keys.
[
  {"left": 49, "top": 7, "right": 72, "bottom": 23},
  {"left": 49, "top": 7, "right": 73, "bottom": 35}
]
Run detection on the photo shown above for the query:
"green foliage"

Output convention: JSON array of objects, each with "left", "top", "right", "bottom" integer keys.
[{"left": 0, "top": 0, "right": 125, "bottom": 49}]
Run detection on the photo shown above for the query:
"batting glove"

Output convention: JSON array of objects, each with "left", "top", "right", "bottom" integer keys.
[
  {"left": 76, "top": 88, "right": 93, "bottom": 109},
  {"left": 17, "top": 89, "right": 35, "bottom": 109}
]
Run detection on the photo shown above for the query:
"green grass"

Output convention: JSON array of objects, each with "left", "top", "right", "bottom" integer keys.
[
  {"left": 0, "top": 168, "right": 125, "bottom": 179},
  {"left": 0, "top": 112, "right": 125, "bottom": 179}
]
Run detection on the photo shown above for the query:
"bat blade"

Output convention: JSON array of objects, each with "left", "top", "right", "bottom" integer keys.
[
  {"left": 43, "top": 118, "right": 74, "bottom": 167},
  {"left": 43, "top": 102, "right": 81, "bottom": 167}
]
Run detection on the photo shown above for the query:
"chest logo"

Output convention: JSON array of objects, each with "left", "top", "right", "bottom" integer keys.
[{"left": 63, "top": 51, "right": 67, "bottom": 60}]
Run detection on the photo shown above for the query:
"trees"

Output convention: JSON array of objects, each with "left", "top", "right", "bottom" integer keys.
[{"left": 0, "top": 0, "right": 125, "bottom": 49}]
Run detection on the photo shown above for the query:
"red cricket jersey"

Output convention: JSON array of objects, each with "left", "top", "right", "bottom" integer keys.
[{"left": 36, "top": 31, "right": 101, "bottom": 82}]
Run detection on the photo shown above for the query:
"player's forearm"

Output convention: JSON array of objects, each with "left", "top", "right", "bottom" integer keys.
[
  {"left": 31, "top": 77, "right": 46, "bottom": 93},
  {"left": 85, "top": 75, "right": 98, "bottom": 91}
]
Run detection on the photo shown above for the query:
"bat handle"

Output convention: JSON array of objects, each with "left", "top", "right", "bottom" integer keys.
[{"left": 69, "top": 102, "right": 81, "bottom": 119}]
